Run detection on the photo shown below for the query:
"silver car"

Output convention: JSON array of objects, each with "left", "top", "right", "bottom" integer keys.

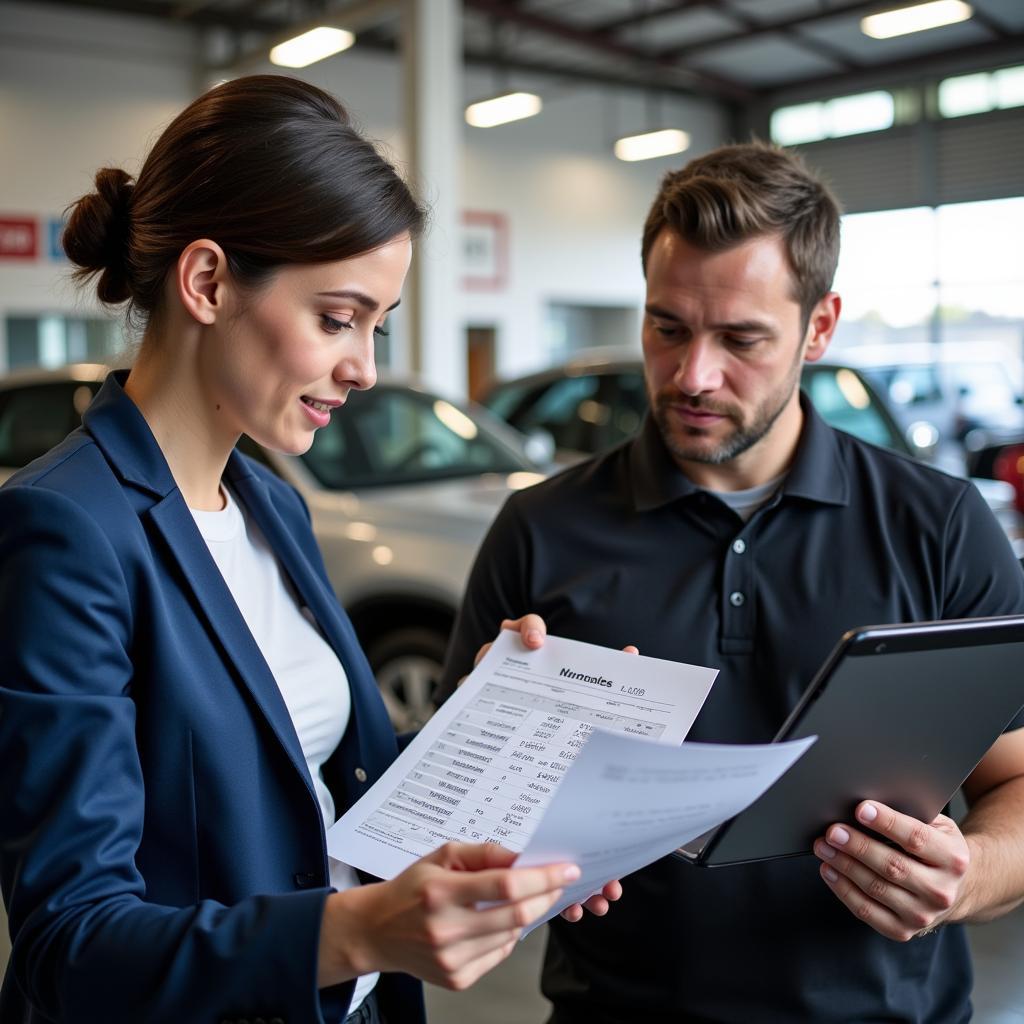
[{"left": 0, "top": 364, "right": 545, "bottom": 729}]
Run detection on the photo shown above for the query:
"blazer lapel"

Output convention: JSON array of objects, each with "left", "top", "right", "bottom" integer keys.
[
  {"left": 147, "top": 493, "right": 320, "bottom": 804},
  {"left": 83, "top": 372, "right": 320, "bottom": 809}
]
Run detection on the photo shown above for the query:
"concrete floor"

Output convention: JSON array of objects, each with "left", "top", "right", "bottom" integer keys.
[{"left": 425, "top": 906, "right": 1024, "bottom": 1024}]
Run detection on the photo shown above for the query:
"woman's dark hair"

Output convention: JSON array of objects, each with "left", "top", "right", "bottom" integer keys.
[{"left": 63, "top": 75, "right": 426, "bottom": 320}]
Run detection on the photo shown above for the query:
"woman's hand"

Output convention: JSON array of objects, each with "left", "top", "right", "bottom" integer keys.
[{"left": 319, "top": 842, "right": 579, "bottom": 990}]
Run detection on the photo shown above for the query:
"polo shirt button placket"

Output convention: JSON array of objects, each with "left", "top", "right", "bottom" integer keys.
[
  {"left": 732, "top": 538, "right": 747, "bottom": 554},
  {"left": 729, "top": 591, "right": 745, "bottom": 607}
]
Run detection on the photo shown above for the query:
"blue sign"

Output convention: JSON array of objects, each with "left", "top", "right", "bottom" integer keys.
[{"left": 48, "top": 217, "right": 66, "bottom": 261}]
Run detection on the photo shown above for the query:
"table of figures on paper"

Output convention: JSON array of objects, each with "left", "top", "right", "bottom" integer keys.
[{"left": 355, "top": 674, "right": 670, "bottom": 857}]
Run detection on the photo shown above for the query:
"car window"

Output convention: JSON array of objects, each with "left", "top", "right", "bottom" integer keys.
[
  {"left": 506, "top": 375, "right": 605, "bottom": 454},
  {"left": 870, "top": 366, "right": 943, "bottom": 407},
  {"left": 300, "top": 385, "right": 528, "bottom": 489},
  {"left": 482, "top": 379, "right": 534, "bottom": 421},
  {"left": 801, "top": 366, "right": 905, "bottom": 450},
  {"left": 0, "top": 382, "right": 97, "bottom": 467}
]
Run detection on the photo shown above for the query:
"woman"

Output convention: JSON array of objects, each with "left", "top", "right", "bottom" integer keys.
[{"left": 0, "top": 75, "right": 584, "bottom": 1024}]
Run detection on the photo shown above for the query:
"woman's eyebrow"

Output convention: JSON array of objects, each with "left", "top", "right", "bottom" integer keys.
[{"left": 316, "top": 289, "right": 402, "bottom": 313}]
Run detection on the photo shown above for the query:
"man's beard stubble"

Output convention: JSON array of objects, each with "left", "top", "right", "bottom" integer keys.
[{"left": 651, "top": 353, "right": 804, "bottom": 468}]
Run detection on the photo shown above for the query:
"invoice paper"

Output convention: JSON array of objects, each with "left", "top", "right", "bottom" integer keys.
[
  {"left": 514, "top": 729, "right": 816, "bottom": 932},
  {"left": 327, "top": 631, "right": 718, "bottom": 878}
]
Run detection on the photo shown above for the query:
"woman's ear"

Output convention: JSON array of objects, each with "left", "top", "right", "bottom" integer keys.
[{"left": 175, "top": 239, "right": 230, "bottom": 326}]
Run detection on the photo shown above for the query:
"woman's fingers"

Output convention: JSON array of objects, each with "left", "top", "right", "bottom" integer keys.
[{"left": 451, "top": 858, "right": 579, "bottom": 907}]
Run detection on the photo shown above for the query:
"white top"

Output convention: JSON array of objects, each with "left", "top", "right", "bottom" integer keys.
[{"left": 190, "top": 486, "right": 378, "bottom": 1009}]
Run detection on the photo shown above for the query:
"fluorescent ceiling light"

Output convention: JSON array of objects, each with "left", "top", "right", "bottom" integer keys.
[
  {"left": 270, "top": 27, "right": 355, "bottom": 68},
  {"left": 861, "top": 1, "right": 972, "bottom": 40},
  {"left": 614, "top": 128, "right": 690, "bottom": 162},
  {"left": 465, "top": 92, "right": 542, "bottom": 128}
]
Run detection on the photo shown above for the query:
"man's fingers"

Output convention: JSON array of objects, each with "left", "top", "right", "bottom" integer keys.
[
  {"left": 818, "top": 860, "right": 916, "bottom": 941},
  {"left": 500, "top": 614, "right": 547, "bottom": 649},
  {"left": 813, "top": 838, "right": 935, "bottom": 926},
  {"left": 853, "top": 801, "right": 961, "bottom": 868},
  {"left": 600, "top": 879, "right": 623, "bottom": 901},
  {"left": 622, "top": 645, "right": 639, "bottom": 655}
]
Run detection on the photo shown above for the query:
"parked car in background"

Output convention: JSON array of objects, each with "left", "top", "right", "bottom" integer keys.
[
  {"left": 481, "top": 348, "right": 1024, "bottom": 551},
  {"left": 836, "top": 342, "right": 1024, "bottom": 447},
  {"left": 0, "top": 364, "right": 545, "bottom": 730}
]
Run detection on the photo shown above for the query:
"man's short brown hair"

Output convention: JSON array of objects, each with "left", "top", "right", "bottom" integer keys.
[{"left": 641, "top": 140, "right": 841, "bottom": 325}]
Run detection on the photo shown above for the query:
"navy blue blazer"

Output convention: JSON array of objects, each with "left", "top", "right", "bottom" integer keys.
[{"left": 0, "top": 372, "right": 426, "bottom": 1024}]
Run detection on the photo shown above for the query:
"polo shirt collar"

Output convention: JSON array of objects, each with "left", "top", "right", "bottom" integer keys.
[{"left": 628, "top": 391, "right": 849, "bottom": 512}]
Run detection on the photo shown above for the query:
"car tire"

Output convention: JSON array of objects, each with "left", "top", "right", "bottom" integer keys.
[{"left": 366, "top": 627, "right": 448, "bottom": 732}]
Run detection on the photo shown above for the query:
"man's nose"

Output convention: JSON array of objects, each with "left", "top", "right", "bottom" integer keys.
[{"left": 673, "top": 337, "right": 723, "bottom": 396}]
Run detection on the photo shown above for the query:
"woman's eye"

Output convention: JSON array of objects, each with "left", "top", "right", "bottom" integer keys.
[
  {"left": 373, "top": 324, "right": 390, "bottom": 339},
  {"left": 320, "top": 313, "right": 352, "bottom": 334}
]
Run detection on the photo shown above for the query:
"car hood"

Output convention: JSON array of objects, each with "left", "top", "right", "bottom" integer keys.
[{"left": 305, "top": 471, "right": 546, "bottom": 535}]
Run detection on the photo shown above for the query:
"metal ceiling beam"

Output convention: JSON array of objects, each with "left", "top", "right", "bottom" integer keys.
[
  {"left": 591, "top": 0, "right": 715, "bottom": 36},
  {"left": 351, "top": 25, "right": 730, "bottom": 102},
  {"left": 764, "top": 32, "right": 1024, "bottom": 103},
  {"left": 463, "top": 0, "right": 754, "bottom": 102},
  {"left": 31, "top": 0, "right": 285, "bottom": 33},
  {"left": 656, "top": 0, "right": 907, "bottom": 60}
]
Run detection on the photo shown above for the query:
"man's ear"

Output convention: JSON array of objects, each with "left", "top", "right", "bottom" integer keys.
[
  {"left": 175, "top": 239, "right": 230, "bottom": 326},
  {"left": 803, "top": 292, "right": 841, "bottom": 364}
]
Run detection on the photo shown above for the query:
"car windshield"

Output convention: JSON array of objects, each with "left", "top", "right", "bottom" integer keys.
[{"left": 300, "top": 384, "right": 531, "bottom": 489}]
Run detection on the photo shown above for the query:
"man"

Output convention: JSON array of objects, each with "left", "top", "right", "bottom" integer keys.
[{"left": 440, "top": 141, "right": 1024, "bottom": 1023}]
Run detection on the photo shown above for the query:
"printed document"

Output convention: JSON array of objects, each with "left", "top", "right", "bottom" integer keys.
[
  {"left": 515, "top": 729, "right": 814, "bottom": 931},
  {"left": 327, "top": 631, "right": 717, "bottom": 877}
]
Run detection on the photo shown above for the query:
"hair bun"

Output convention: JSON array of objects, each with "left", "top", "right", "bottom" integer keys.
[{"left": 64, "top": 167, "right": 135, "bottom": 304}]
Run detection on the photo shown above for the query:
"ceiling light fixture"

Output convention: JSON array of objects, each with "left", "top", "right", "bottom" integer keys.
[
  {"left": 614, "top": 128, "right": 690, "bottom": 162},
  {"left": 269, "top": 26, "right": 355, "bottom": 68},
  {"left": 861, "top": 1, "right": 972, "bottom": 40},
  {"left": 465, "top": 92, "right": 543, "bottom": 128}
]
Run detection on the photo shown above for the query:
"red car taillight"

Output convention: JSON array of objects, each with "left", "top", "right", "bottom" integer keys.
[{"left": 993, "top": 444, "right": 1024, "bottom": 515}]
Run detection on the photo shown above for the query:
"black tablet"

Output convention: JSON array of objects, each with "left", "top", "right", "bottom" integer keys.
[{"left": 674, "top": 615, "right": 1024, "bottom": 868}]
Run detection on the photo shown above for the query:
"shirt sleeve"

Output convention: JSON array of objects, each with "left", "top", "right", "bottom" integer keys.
[
  {"left": 941, "top": 480, "right": 1024, "bottom": 731},
  {"left": 438, "top": 496, "right": 533, "bottom": 703},
  {"left": 0, "top": 485, "right": 339, "bottom": 1024}
]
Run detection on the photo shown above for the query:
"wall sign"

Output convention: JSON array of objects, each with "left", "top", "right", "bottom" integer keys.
[
  {"left": 0, "top": 218, "right": 38, "bottom": 261},
  {"left": 461, "top": 210, "right": 508, "bottom": 292},
  {"left": 48, "top": 217, "right": 67, "bottom": 262}
]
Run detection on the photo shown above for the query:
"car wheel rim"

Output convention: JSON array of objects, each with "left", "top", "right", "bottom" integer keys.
[{"left": 376, "top": 654, "right": 440, "bottom": 731}]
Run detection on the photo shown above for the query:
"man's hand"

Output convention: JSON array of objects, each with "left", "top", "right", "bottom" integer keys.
[{"left": 814, "top": 799, "right": 971, "bottom": 941}]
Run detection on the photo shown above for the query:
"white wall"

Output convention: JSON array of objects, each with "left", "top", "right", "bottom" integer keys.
[{"left": 0, "top": 1, "right": 728, "bottom": 393}]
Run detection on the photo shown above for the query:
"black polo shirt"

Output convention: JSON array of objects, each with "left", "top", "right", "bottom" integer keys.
[{"left": 441, "top": 396, "right": 1024, "bottom": 1024}]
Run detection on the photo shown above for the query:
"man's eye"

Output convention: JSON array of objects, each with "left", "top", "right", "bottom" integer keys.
[{"left": 320, "top": 313, "right": 352, "bottom": 334}]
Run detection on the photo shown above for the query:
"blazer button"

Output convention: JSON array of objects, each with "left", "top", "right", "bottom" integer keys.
[
  {"left": 354, "top": 767, "right": 367, "bottom": 782},
  {"left": 294, "top": 872, "right": 318, "bottom": 888}
]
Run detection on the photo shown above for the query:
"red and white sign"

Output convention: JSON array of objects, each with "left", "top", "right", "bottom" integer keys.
[{"left": 0, "top": 217, "right": 39, "bottom": 260}]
